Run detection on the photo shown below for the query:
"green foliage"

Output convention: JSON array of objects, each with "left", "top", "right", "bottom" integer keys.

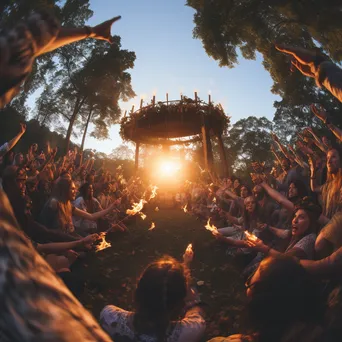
[
  {"left": 223, "top": 116, "right": 274, "bottom": 174},
  {"left": 187, "top": 0, "right": 342, "bottom": 139}
]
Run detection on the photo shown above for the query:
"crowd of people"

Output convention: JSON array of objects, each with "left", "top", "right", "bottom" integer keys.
[{"left": 2, "top": 8, "right": 342, "bottom": 342}]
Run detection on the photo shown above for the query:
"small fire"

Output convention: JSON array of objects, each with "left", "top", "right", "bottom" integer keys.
[
  {"left": 205, "top": 218, "right": 219, "bottom": 236},
  {"left": 126, "top": 199, "right": 146, "bottom": 216},
  {"left": 149, "top": 185, "right": 158, "bottom": 200},
  {"left": 155, "top": 207, "right": 159, "bottom": 212},
  {"left": 139, "top": 212, "right": 147, "bottom": 220},
  {"left": 95, "top": 232, "right": 111, "bottom": 252},
  {"left": 186, "top": 243, "right": 193, "bottom": 254},
  {"left": 148, "top": 222, "right": 156, "bottom": 231},
  {"left": 244, "top": 230, "right": 258, "bottom": 242},
  {"left": 213, "top": 197, "right": 217, "bottom": 203},
  {"left": 182, "top": 204, "right": 188, "bottom": 213}
]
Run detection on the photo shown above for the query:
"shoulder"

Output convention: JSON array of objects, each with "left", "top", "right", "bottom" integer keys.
[
  {"left": 295, "top": 233, "right": 316, "bottom": 250},
  {"left": 173, "top": 307, "right": 206, "bottom": 341},
  {"left": 100, "top": 305, "right": 133, "bottom": 338},
  {"left": 100, "top": 305, "right": 130, "bottom": 325}
]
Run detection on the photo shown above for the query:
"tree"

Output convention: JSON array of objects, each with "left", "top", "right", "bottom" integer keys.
[
  {"left": 186, "top": 1, "right": 342, "bottom": 140},
  {"left": 110, "top": 144, "right": 134, "bottom": 161},
  {"left": 223, "top": 116, "right": 274, "bottom": 177},
  {"left": 35, "top": 38, "right": 136, "bottom": 152}
]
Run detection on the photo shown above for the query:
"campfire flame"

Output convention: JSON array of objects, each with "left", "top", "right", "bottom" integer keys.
[
  {"left": 244, "top": 230, "right": 258, "bottom": 242},
  {"left": 182, "top": 204, "right": 188, "bottom": 213},
  {"left": 126, "top": 199, "right": 146, "bottom": 216},
  {"left": 185, "top": 243, "right": 193, "bottom": 254},
  {"left": 139, "top": 212, "right": 147, "bottom": 220},
  {"left": 205, "top": 218, "right": 219, "bottom": 236},
  {"left": 148, "top": 222, "right": 156, "bottom": 231},
  {"left": 149, "top": 185, "right": 158, "bottom": 200},
  {"left": 95, "top": 232, "right": 111, "bottom": 252}
]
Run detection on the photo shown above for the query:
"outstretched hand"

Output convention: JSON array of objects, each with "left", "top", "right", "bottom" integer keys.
[
  {"left": 275, "top": 44, "right": 328, "bottom": 78},
  {"left": 91, "top": 16, "right": 121, "bottom": 43},
  {"left": 19, "top": 123, "right": 26, "bottom": 135},
  {"left": 310, "top": 104, "right": 328, "bottom": 122}
]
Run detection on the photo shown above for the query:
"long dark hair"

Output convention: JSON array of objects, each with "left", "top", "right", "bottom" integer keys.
[
  {"left": 133, "top": 256, "right": 189, "bottom": 341},
  {"left": 243, "top": 256, "right": 324, "bottom": 342},
  {"left": 289, "top": 180, "right": 308, "bottom": 203}
]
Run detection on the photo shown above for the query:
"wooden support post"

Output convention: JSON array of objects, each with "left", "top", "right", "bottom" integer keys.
[
  {"left": 217, "top": 133, "right": 229, "bottom": 177},
  {"left": 135, "top": 142, "right": 140, "bottom": 174},
  {"left": 201, "top": 123, "right": 214, "bottom": 171}
]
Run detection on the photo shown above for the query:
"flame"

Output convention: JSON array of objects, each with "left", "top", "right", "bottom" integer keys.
[
  {"left": 186, "top": 243, "right": 193, "bottom": 254},
  {"left": 148, "top": 222, "right": 156, "bottom": 231},
  {"left": 244, "top": 230, "right": 258, "bottom": 242},
  {"left": 155, "top": 207, "right": 159, "bottom": 212},
  {"left": 126, "top": 199, "right": 146, "bottom": 216},
  {"left": 213, "top": 197, "right": 217, "bottom": 203},
  {"left": 149, "top": 185, "right": 158, "bottom": 200},
  {"left": 139, "top": 212, "right": 147, "bottom": 220},
  {"left": 95, "top": 232, "right": 111, "bottom": 252},
  {"left": 205, "top": 218, "right": 219, "bottom": 236},
  {"left": 182, "top": 204, "right": 188, "bottom": 213}
]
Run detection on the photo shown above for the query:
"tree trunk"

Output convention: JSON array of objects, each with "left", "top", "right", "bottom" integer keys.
[
  {"left": 80, "top": 107, "right": 93, "bottom": 153},
  {"left": 0, "top": 190, "right": 111, "bottom": 341},
  {"left": 65, "top": 96, "right": 86, "bottom": 152}
]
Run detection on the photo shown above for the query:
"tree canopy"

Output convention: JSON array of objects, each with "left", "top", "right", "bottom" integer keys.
[{"left": 186, "top": 1, "right": 342, "bottom": 140}]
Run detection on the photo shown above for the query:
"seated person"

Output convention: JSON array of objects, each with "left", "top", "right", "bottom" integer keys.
[{"left": 100, "top": 254, "right": 205, "bottom": 342}]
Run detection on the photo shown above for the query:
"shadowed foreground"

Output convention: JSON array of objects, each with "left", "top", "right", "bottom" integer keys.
[{"left": 80, "top": 207, "right": 246, "bottom": 339}]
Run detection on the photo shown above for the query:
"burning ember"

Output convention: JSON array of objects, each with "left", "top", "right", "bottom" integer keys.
[
  {"left": 182, "top": 204, "right": 188, "bottom": 213},
  {"left": 149, "top": 185, "right": 158, "bottom": 200},
  {"left": 95, "top": 232, "right": 111, "bottom": 252},
  {"left": 205, "top": 218, "right": 219, "bottom": 236},
  {"left": 185, "top": 243, "right": 193, "bottom": 254},
  {"left": 126, "top": 199, "right": 146, "bottom": 216},
  {"left": 244, "top": 230, "right": 258, "bottom": 242},
  {"left": 139, "top": 212, "right": 147, "bottom": 220},
  {"left": 148, "top": 222, "right": 156, "bottom": 231}
]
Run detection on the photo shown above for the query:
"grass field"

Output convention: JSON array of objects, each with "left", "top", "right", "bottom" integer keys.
[{"left": 80, "top": 206, "right": 246, "bottom": 340}]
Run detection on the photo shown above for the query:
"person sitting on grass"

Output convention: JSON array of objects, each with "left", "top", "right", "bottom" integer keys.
[{"left": 100, "top": 252, "right": 205, "bottom": 342}]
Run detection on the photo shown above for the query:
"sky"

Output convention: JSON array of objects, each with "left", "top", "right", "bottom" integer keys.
[{"left": 63, "top": 0, "right": 280, "bottom": 154}]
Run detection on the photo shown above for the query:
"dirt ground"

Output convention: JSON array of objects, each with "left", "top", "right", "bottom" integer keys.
[{"left": 80, "top": 206, "right": 247, "bottom": 340}]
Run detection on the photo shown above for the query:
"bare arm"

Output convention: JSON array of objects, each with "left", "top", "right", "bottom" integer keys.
[
  {"left": 2, "top": 124, "right": 26, "bottom": 156},
  {"left": 73, "top": 203, "right": 116, "bottom": 221},
  {"left": 306, "top": 129, "right": 328, "bottom": 153},
  {"left": 38, "top": 16, "right": 121, "bottom": 55},
  {"left": 327, "top": 123, "right": 342, "bottom": 142},
  {"left": 260, "top": 182, "right": 295, "bottom": 212}
]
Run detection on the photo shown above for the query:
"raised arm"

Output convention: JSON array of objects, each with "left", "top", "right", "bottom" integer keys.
[
  {"left": 308, "top": 155, "right": 323, "bottom": 193},
  {"left": 1, "top": 124, "right": 26, "bottom": 157},
  {"left": 260, "top": 182, "right": 295, "bottom": 212},
  {"left": 38, "top": 16, "right": 121, "bottom": 55},
  {"left": 304, "top": 127, "right": 328, "bottom": 153}
]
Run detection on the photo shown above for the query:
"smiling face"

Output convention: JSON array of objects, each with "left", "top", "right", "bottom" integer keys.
[
  {"left": 291, "top": 209, "right": 310, "bottom": 237},
  {"left": 327, "top": 149, "right": 340, "bottom": 175},
  {"left": 288, "top": 183, "right": 298, "bottom": 199}
]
